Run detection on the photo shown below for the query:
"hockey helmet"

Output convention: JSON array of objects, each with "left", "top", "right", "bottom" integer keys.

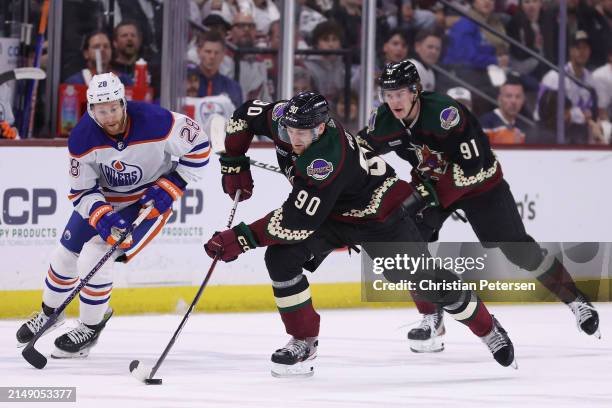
[
  {"left": 279, "top": 91, "right": 329, "bottom": 144},
  {"left": 378, "top": 59, "right": 421, "bottom": 93},
  {"left": 86, "top": 72, "right": 127, "bottom": 127}
]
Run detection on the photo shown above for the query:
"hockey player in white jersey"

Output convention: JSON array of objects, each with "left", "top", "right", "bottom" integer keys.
[{"left": 16, "top": 73, "right": 210, "bottom": 358}]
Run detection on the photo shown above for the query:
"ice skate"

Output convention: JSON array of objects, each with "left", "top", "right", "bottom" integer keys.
[
  {"left": 481, "top": 316, "right": 516, "bottom": 368},
  {"left": 407, "top": 309, "right": 445, "bottom": 353},
  {"left": 568, "top": 291, "right": 601, "bottom": 339},
  {"left": 271, "top": 337, "right": 318, "bottom": 378},
  {"left": 51, "top": 308, "right": 113, "bottom": 359},
  {"left": 16, "top": 305, "right": 65, "bottom": 347}
]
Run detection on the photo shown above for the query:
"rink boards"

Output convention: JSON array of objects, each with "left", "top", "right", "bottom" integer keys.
[{"left": 1, "top": 145, "right": 611, "bottom": 317}]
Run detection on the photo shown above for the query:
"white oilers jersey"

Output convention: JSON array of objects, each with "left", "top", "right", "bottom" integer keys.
[{"left": 68, "top": 101, "right": 210, "bottom": 218}]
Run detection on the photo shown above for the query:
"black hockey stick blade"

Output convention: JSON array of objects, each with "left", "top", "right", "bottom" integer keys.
[
  {"left": 22, "top": 339, "right": 49, "bottom": 369},
  {"left": 0, "top": 67, "right": 46, "bottom": 86}
]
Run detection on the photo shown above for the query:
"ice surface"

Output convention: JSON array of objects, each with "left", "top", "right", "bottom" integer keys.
[{"left": 1, "top": 304, "right": 611, "bottom": 408}]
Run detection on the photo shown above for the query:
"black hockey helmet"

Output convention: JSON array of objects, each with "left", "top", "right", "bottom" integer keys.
[
  {"left": 378, "top": 59, "right": 421, "bottom": 93},
  {"left": 280, "top": 91, "right": 329, "bottom": 130}
]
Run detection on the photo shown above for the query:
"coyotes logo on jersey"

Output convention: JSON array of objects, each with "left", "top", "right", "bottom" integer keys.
[{"left": 409, "top": 143, "right": 448, "bottom": 180}]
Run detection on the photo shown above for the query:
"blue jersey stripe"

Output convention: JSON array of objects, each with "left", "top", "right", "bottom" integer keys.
[
  {"left": 178, "top": 159, "right": 209, "bottom": 168},
  {"left": 189, "top": 141, "right": 210, "bottom": 153}
]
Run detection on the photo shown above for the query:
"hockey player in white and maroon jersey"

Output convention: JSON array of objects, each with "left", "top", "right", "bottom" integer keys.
[{"left": 16, "top": 73, "right": 210, "bottom": 358}]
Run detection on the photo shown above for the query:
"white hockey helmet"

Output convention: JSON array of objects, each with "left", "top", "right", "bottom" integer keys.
[{"left": 86, "top": 72, "right": 126, "bottom": 127}]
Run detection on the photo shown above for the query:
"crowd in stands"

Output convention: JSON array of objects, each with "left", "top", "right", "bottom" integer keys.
[
  {"left": 184, "top": 0, "right": 611, "bottom": 145},
  {"left": 1, "top": 0, "right": 611, "bottom": 145}
]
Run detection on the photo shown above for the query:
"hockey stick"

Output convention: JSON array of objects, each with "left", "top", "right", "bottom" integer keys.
[
  {"left": 129, "top": 190, "right": 242, "bottom": 385},
  {"left": 21, "top": 0, "right": 50, "bottom": 138},
  {"left": 22, "top": 205, "right": 153, "bottom": 369},
  {"left": 0, "top": 68, "right": 46, "bottom": 87}
]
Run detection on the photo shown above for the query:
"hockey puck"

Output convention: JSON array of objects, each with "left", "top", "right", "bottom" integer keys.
[{"left": 144, "top": 378, "right": 163, "bottom": 385}]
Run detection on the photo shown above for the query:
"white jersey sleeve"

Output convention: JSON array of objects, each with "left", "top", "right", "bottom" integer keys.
[
  {"left": 68, "top": 151, "right": 107, "bottom": 218},
  {"left": 165, "top": 112, "right": 211, "bottom": 184}
]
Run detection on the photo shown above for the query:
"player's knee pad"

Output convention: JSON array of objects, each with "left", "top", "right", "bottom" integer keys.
[
  {"left": 50, "top": 244, "right": 79, "bottom": 278},
  {"left": 77, "top": 236, "right": 116, "bottom": 284},
  {"left": 265, "top": 245, "right": 308, "bottom": 282}
]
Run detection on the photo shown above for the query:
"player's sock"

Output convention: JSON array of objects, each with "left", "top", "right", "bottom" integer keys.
[
  {"left": 16, "top": 302, "right": 65, "bottom": 347},
  {"left": 271, "top": 337, "right": 318, "bottom": 378},
  {"left": 42, "top": 264, "right": 79, "bottom": 308},
  {"left": 535, "top": 257, "right": 579, "bottom": 304},
  {"left": 273, "top": 275, "right": 320, "bottom": 339},
  {"left": 79, "top": 282, "right": 113, "bottom": 325},
  {"left": 52, "top": 307, "right": 113, "bottom": 359},
  {"left": 407, "top": 308, "right": 445, "bottom": 353},
  {"left": 443, "top": 292, "right": 493, "bottom": 337},
  {"left": 411, "top": 291, "right": 440, "bottom": 314}
]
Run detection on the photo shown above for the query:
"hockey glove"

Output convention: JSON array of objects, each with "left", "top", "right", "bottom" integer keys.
[
  {"left": 89, "top": 202, "right": 132, "bottom": 248},
  {"left": 220, "top": 155, "right": 253, "bottom": 202},
  {"left": 139, "top": 172, "right": 187, "bottom": 219},
  {"left": 402, "top": 180, "right": 439, "bottom": 217},
  {"left": 204, "top": 223, "right": 257, "bottom": 262}
]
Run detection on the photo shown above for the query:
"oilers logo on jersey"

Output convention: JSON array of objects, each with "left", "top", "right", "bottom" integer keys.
[{"left": 101, "top": 160, "right": 143, "bottom": 187}]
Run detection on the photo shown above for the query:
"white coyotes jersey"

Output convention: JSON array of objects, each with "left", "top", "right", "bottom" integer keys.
[{"left": 68, "top": 101, "right": 210, "bottom": 218}]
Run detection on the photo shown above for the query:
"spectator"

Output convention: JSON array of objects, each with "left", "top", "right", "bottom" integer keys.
[
  {"left": 334, "top": 90, "right": 359, "bottom": 132},
  {"left": 387, "top": 0, "right": 437, "bottom": 46},
  {"left": 329, "top": 0, "right": 363, "bottom": 63},
  {"left": 186, "top": 66, "right": 201, "bottom": 97},
  {"left": 202, "top": 13, "right": 232, "bottom": 37},
  {"left": 110, "top": 21, "right": 143, "bottom": 80},
  {"left": 227, "top": 12, "right": 271, "bottom": 101},
  {"left": 447, "top": 87, "right": 473, "bottom": 111},
  {"left": 65, "top": 31, "right": 132, "bottom": 85},
  {"left": 480, "top": 77, "right": 531, "bottom": 144},
  {"left": 533, "top": 89, "right": 586, "bottom": 144},
  {"left": 506, "top": 0, "right": 546, "bottom": 84},
  {"left": 442, "top": 0, "right": 509, "bottom": 113},
  {"left": 577, "top": 0, "right": 611, "bottom": 68},
  {"left": 251, "top": 0, "right": 281, "bottom": 34},
  {"left": 196, "top": 30, "right": 243, "bottom": 108},
  {"left": 303, "top": 20, "right": 347, "bottom": 107},
  {"left": 593, "top": 43, "right": 612, "bottom": 120},
  {"left": 539, "top": 31, "right": 598, "bottom": 126},
  {"left": 409, "top": 29, "right": 442, "bottom": 92},
  {"left": 293, "top": 66, "right": 315, "bottom": 94},
  {"left": 380, "top": 29, "right": 409, "bottom": 67},
  {"left": 114, "top": 0, "right": 163, "bottom": 56},
  {"left": 297, "top": 0, "right": 328, "bottom": 45}
]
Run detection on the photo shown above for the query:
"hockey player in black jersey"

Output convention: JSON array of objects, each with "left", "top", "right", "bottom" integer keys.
[
  {"left": 357, "top": 60, "right": 600, "bottom": 353},
  {"left": 204, "top": 91, "right": 517, "bottom": 377}
]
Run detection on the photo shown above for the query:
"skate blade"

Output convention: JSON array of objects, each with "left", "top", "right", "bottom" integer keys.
[
  {"left": 51, "top": 347, "right": 91, "bottom": 359},
  {"left": 592, "top": 328, "right": 602, "bottom": 340},
  {"left": 271, "top": 361, "right": 315, "bottom": 378},
  {"left": 16, "top": 320, "right": 66, "bottom": 349},
  {"left": 408, "top": 336, "right": 445, "bottom": 353},
  {"left": 510, "top": 358, "right": 518, "bottom": 370}
]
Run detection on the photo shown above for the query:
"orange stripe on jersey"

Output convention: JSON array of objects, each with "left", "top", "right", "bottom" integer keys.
[
  {"left": 125, "top": 210, "right": 171, "bottom": 262},
  {"left": 184, "top": 149, "right": 211, "bottom": 159},
  {"left": 81, "top": 286, "right": 113, "bottom": 297},
  {"left": 47, "top": 269, "right": 79, "bottom": 286}
]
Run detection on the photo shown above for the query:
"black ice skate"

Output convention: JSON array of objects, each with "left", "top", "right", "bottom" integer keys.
[
  {"left": 271, "top": 337, "right": 318, "bottom": 378},
  {"left": 407, "top": 309, "right": 445, "bottom": 353},
  {"left": 482, "top": 316, "right": 517, "bottom": 369},
  {"left": 16, "top": 304, "right": 65, "bottom": 347},
  {"left": 568, "top": 292, "right": 601, "bottom": 338},
  {"left": 51, "top": 308, "right": 113, "bottom": 359}
]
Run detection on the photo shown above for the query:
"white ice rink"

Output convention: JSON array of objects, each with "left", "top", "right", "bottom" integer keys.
[{"left": 1, "top": 304, "right": 611, "bottom": 408}]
